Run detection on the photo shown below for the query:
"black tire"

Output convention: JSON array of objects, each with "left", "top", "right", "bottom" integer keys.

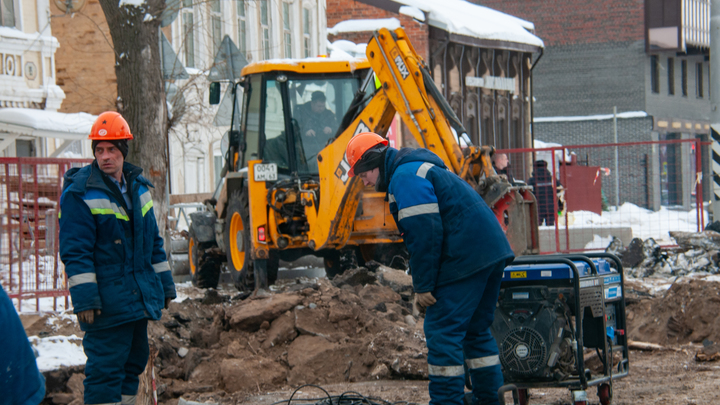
[
  {"left": 189, "top": 226, "right": 221, "bottom": 289},
  {"left": 225, "top": 190, "right": 253, "bottom": 291},
  {"left": 224, "top": 189, "right": 281, "bottom": 291}
]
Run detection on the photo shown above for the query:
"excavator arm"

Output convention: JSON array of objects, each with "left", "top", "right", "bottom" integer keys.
[{"left": 306, "top": 27, "right": 538, "bottom": 255}]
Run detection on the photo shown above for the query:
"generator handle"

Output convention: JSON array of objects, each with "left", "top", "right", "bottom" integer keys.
[
  {"left": 547, "top": 254, "right": 598, "bottom": 275},
  {"left": 510, "top": 256, "right": 588, "bottom": 388}
]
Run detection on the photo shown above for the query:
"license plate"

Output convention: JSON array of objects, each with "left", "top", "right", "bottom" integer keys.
[
  {"left": 254, "top": 163, "right": 277, "bottom": 181},
  {"left": 510, "top": 271, "right": 527, "bottom": 279}
]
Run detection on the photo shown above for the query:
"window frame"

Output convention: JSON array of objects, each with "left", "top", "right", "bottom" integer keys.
[
  {"left": 182, "top": 0, "right": 196, "bottom": 69},
  {"left": 260, "top": 0, "right": 270, "bottom": 60},
  {"left": 236, "top": 0, "right": 247, "bottom": 55},
  {"left": 667, "top": 57, "right": 674, "bottom": 96},
  {"left": 283, "top": 2, "right": 292, "bottom": 58},
  {"left": 696, "top": 62, "right": 704, "bottom": 99},
  {"left": 681, "top": 59, "right": 688, "bottom": 97},
  {"left": 210, "top": 0, "right": 223, "bottom": 57},
  {"left": 303, "top": 7, "right": 311, "bottom": 58},
  {"left": 650, "top": 55, "right": 659, "bottom": 94}
]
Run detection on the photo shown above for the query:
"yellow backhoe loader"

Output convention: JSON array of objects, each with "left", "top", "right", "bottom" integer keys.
[{"left": 189, "top": 28, "right": 538, "bottom": 290}]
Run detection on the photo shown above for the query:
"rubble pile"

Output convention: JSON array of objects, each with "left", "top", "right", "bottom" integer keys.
[
  {"left": 43, "top": 263, "right": 428, "bottom": 404},
  {"left": 606, "top": 230, "right": 720, "bottom": 277}
]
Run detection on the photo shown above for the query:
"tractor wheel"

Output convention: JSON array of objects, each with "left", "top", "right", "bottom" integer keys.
[
  {"left": 225, "top": 189, "right": 279, "bottom": 291},
  {"left": 598, "top": 383, "right": 612, "bottom": 405},
  {"left": 225, "top": 190, "right": 253, "bottom": 291},
  {"left": 323, "top": 250, "right": 344, "bottom": 279},
  {"left": 189, "top": 226, "right": 220, "bottom": 289}
]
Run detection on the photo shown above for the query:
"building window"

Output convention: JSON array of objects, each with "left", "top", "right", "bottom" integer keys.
[
  {"left": 1, "top": 0, "right": 15, "bottom": 27},
  {"left": 260, "top": 0, "right": 270, "bottom": 60},
  {"left": 696, "top": 62, "right": 704, "bottom": 98},
  {"left": 182, "top": 0, "right": 195, "bottom": 68},
  {"left": 667, "top": 57, "right": 674, "bottom": 96},
  {"left": 681, "top": 60, "right": 687, "bottom": 96},
  {"left": 303, "top": 8, "right": 311, "bottom": 58},
  {"left": 211, "top": 0, "right": 222, "bottom": 57},
  {"left": 283, "top": 2, "right": 292, "bottom": 58},
  {"left": 236, "top": 0, "right": 246, "bottom": 55},
  {"left": 650, "top": 55, "right": 659, "bottom": 94}
]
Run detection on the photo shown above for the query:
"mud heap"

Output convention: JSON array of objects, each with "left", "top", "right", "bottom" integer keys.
[{"left": 41, "top": 264, "right": 423, "bottom": 404}]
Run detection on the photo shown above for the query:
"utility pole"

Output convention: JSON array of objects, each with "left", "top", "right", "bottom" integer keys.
[{"left": 711, "top": 0, "right": 720, "bottom": 222}]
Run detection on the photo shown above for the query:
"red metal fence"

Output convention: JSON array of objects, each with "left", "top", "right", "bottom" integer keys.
[
  {"left": 499, "top": 139, "right": 708, "bottom": 254},
  {"left": 0, "top": 157, "right": 92, "bottom": 311}
]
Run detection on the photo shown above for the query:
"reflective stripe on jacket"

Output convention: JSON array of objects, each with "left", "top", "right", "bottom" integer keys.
[{"left": 384, "top": 147, "right": 514, "bottom": 293}]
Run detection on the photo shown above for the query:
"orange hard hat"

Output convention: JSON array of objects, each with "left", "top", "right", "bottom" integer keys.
[
  {"left": 346, "top": 132, "right": 388, "bottom": 177},
  {"left": 89, "top": 111, "right": 134, "bottom": 141}
]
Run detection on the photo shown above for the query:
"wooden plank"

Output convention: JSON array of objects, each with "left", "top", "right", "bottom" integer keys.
[{"left": 169, "top": 193, "right": 213, "bottom": 205}]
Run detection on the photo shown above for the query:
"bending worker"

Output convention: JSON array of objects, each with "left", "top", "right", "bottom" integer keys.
[
  {"left": 345, "top": 132, "right": 514, "bottom": 405},
  {"left": 59, "top": 112, "right": 176, "bottom": 405}
]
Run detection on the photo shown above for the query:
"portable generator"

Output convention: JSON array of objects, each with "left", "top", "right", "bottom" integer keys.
[{"left": 467, "top": 253, "right": 629, "bottom": 405}]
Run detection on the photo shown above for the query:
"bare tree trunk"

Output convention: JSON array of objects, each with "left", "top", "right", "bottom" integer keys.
[{"left": 98, "top": 0, "right": 168, "bottom": 232}]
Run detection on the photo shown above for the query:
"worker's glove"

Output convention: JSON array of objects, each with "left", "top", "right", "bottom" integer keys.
[
  {"left": 414, "top": 292, "right": 437, "bottom": 309},
  {"left": 77, "top": 309, "right": 102, "bottom": 324},
  {"left": 164, "top": 297, "right": 172, "bottom": 309}
]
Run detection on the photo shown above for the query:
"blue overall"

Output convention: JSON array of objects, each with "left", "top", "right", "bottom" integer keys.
[
  {"left": 383, "top": 148, "right": 514, "bottom": 405},
  {"left": 60, "top": 161, "right": 175, "bottom": 404}
]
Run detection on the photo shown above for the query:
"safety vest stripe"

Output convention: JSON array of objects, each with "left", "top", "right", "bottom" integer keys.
[
  {"left": 398, "top": 203, "right": 439, "bottom": 221},
  {"left": 416, "top": 162, "right": 434, "bottom": 179},
  {"left": 388, "top": 194, "right": 396, "bottom": 203},
  {"left": 68, "top": 272, "right": 97, "bottom": 288},
  {"left": 466, "top": 355, "right": 500, "bottom": 369},
  {"left": 140, "top": 190, "right": 154, "bottom": 217},
  {"left": 427, "top": 364, "right": 465, "bottom": 377},
  {"left": 152, "top": 261, "right": 170, "bottom": 273},
  {"left": 84, "top": 199, "right": 129, "bottom": 220}
]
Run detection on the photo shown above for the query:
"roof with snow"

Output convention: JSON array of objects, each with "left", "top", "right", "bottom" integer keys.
[
  {"left": 0, "top": 109, "right": 96, "bottom": 139},
  {"left": 355, "top": 0, "right": 543, "bottom": 51}
]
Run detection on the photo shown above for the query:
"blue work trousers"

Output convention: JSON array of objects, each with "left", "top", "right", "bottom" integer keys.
[
  {"left": 424, "top": 262, "right": 505, "bottom": 405},
  {"left": 82, "top": 319, "right": 149, "bottom": 405}
]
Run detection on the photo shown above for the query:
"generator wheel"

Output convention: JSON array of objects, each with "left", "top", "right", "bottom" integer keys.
[
  {"left": 598, "top": 383, "right": 612, "bottom": 405},
  {"left": 517, "top": 388, "right": 529, "bottom": 405},
  {"left": 189, "top": 226, "right": 220, "bottom": 289},
  {"left": 225, "top": 190, "right": 254, "bottom": 291}
]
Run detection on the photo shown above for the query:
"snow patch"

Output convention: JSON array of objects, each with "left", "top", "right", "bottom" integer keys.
[
  {"left": 399, "top": 5, "right": 425, "bottom": 22},
  {"left": 143, "top": 13, "right": 154, "bottom": 22},
  {"left": 29, "top": 335, "right": 86, "bottom": 371},
  {"left": 563, "top": 203, "right": 706, "bottom": 245},
  {"left": 0, "top": 109, "right": 95, "bottom": 137},
  {"left": 119, "top": 0, "right": 146, "bottom": 7},
  {"left": 584, "top": 234, "right": 614, "bottom": 251},
  {"left": 389, "top": 0, "right": 543, "bottom": 48},
  {"left": 328, "top": 18, "right": 401, "bottom": 35},
  {"left": 0, "top": 26, "right": 58, "bottom": 44},
  {"left": 534, "top": 111, "right": 649, "bottom": 123}
]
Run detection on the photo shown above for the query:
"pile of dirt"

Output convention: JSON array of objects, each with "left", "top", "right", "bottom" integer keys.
[
  {"left": 626, "top": 279, "right": 720, "bottom": 346},
  {"left": 42, "top": 265, "right": 427, "bottom": 404}
]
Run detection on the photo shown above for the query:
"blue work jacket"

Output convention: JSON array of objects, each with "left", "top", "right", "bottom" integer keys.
[
  {"left": 59, "top": 161, "right": 176, "bottom": 331},
  {"left": 384, "top": 148, "right": 514, "bottom": 293}
]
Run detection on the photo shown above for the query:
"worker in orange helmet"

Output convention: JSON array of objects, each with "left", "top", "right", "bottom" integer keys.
[
  {"left": 59, "top": 111, "right": 176, "bottom": 405},
  {"left": 347, "top": 132, "right": 514, "bottom": 405}
]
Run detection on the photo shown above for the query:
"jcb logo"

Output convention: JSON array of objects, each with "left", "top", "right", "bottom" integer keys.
[
  {"left": 391, "top": 48, "right": 409, "bottom": 80},
  {"left": 336, "top": 120, "right": 370, "bottom": 184}
]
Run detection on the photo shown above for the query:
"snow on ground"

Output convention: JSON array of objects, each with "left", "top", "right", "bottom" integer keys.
[
  {"left": 558, "top": 202, "right": 706, "bottom": 245},
  {"left": 29, "top": 335, "right": 86, "bottom": 371}
]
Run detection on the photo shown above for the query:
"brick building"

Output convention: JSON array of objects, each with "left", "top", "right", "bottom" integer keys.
[
  {"left": 477, "top": 0, "right": 712, "bottom": 211},
  {"left": 326, "top": 0, "right": 544, "bottom": 168}
]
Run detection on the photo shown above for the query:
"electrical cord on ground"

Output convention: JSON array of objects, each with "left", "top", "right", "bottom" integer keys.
[{"left": 267, "top": 384, "right": 422, "bottom": 405}]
